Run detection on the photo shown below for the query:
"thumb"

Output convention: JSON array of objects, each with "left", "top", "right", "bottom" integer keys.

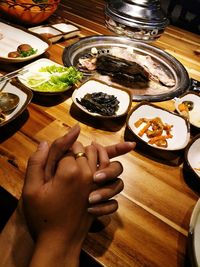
[{"left": 24, "top": 141, "right": 49, "bottom": 192}]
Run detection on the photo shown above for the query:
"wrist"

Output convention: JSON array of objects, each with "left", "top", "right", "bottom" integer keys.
[{"left": 29, "top": 233, "right": 82, "bottom": 267}]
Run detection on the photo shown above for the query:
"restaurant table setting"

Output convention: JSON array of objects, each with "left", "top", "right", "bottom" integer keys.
[{"left": 0, "top": 0, "right": 200, "bottom": 266}]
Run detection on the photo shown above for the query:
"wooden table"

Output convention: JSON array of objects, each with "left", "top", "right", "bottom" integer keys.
[{"left": 0, "top": 1, "right": 200, "bottom": 266}]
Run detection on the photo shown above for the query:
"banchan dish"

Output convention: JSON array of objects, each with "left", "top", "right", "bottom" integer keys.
[
  {"left": 188, "top": 198, "right": 200, "bottom": 267},
  {"left": 62, "top": 35, "right": 189, "bottom": 102},
  {"left": 126, "top": 102, "right": 190, "bottom": 151},
  {"left": 72, "top": 78, "right": 132, "bottom": 118},
  {"left": 51, "top": 23, "right": 80, "bottom": 39},
  {"left": 28, "top": 25, "right": 63, "bottom": 43},
  {"left": 174, "top": 91, "right": 200, "bottom": 130},
  {"left": 0, "top": 21, "right": 50, "bottom": 63},
  {"left": 0, "top": 81, "right": 33, "bottom": 127},
  {"left": 29, "top": 23, "right": 80, "bottom": 43},
  {"left": 184, "top": 134, "right": 200, "bottom": 182},
  {"left": 17, "top": 58, "right": 83, "bottom": 95}
]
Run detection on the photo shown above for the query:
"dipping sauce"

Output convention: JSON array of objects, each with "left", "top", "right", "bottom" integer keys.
[{"left": 40, "top": 33, "right": 55, "bottom": 39}]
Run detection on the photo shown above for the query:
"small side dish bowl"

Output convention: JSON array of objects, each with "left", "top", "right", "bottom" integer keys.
[
  {"left": 51, "top": 23, "right": 80, "bottom": 39},
  {"left": 188, "top": 198, "right": 200, "bottom": 266},
  {"left": 29, "top": 25, "right": 63, "bottom": 43},
  {"left": 184, "top": 134, "right": 200, "bottom": 182},
  {"left": 0, "top": 81, "right": 33, "bottom": 127},
  {"left": 72, "top": 79, "right": 132, "bottom": 118},
  {"left": 18, "top": 58, "right": 83, "bottom": 95},
  {"left": 174, "top": 91, "right": 200, "bottom": 130},
  {"left": 127, "top": 102, "right": 190, "bottom": 151}
]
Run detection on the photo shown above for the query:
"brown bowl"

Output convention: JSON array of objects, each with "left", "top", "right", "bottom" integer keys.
[{"left": 0, "top": 0, "right": 60, "bottom": 26}]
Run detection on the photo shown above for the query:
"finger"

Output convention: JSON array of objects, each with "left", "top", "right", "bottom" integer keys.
[
  {"left": 85, "top": 144, "right": 98, "bottom": 173},
  {"left": 93, "top": 161, "right": 123, "bottom": 183},
  {"left": 87, "top": 199, "right": 118, "bottom": 216},
  {"left": 72, "top": 141, "right": 88, "bottom": 169},
  {"left": 56, "top": 152, "right": 77, "bottom": 181},
  {"left": 92, "top": 142, "right": 109, "bottom": 170},
  {"left": 105, "top": 142, "right": 136, "bottom": 159},
  {"left": 45, "top": 124, "right": 80, "bottom": 181},
  {"left": 24, "top": 141, "right": 49, "bottom": 193},
  {"left": 88, "top": 178, "right": 124, "bottom": 204},
  {"left": 72, "top": 141, "right": 93, "bottom": 184}
]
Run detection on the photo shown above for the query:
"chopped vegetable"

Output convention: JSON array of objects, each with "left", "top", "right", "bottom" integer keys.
[
  {"left": 18, "top": 47, "right": 37, "bottom": 57},
  {"left": 182, "top": 101, "right": 194, "bottom": 111},
  {"left": 178, "top": 103, "right": 189, "bottom": 119},
  {"left": 77, "top": 92, "right": 119, "bottom": 116},
  {"left": 134, "top": 117, "right": 173, "bottom": 148},
  {"left": 8, "top": 44, "right": 37, "bottom": 58},
  {"left": 25, "top": 65, "right": 83, "bottom": 92}
]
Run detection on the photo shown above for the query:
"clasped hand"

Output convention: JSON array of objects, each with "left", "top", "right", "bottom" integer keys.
[{"left": 22, "top": 124, "right": 135, "bottom": 267}]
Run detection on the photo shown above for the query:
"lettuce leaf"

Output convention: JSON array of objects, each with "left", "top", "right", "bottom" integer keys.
[{"left": 26, "top": 65, "right": 83, "bottom": 92}]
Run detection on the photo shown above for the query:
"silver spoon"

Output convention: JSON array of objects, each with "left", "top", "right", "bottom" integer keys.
[{"left": 0, "top": 92, "right": 20, "bottom": 113}]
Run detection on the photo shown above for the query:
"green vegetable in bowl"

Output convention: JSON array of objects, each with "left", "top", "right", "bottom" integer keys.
[
  {"left": 19, "top": 47, "right": 37, "bottom": 57},
  {"left": 26, "top": 65, "right": 83, "bottom": 92}
]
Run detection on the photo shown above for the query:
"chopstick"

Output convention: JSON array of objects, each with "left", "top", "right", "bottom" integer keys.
[{"left": 0, "top": 68, "right": 28, "bottom": 84}]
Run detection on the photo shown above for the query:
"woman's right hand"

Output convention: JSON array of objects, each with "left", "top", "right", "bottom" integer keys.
[{"left": 23, "top": 138, "right": 98, "bottom": 267}]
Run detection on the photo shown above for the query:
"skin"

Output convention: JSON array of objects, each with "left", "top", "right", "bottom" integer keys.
[
  {"left": 22, "top": 124, "right": 135, "bottom": 267},
  {"left": 23, "top": 140, "right": 96, "bottom": 267},
  {"left": 37, "top": 124, "right": 136, "bottom": 216}
]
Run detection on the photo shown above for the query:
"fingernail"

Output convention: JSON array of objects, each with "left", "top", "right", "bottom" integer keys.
[
  {"left": 93, "top": 172, "right": 106, "bottom": 182},
  {"left": 127, "top": 142, "right": 136, "bottom": 148},
  {"left": 87, "top": 207, "right": 94, "bottom": 213},
  {"left": 69, "top": 123, "right": 80, "bottom": 132},
  {"left": 37, "top": 141, "right": 48, "bottom": 151},
  {"left": 72, "top": 123, "right": 80, "bottom": 129},
  {"left": 89, "top": 194, "right": 101, "bottom": 204}
]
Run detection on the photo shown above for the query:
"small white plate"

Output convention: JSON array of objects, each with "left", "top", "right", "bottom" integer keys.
[
  {"left": 72, "top": 79, "right": 132, "bottom": 118},
  {"left": 0, "top": 81, "right": 33, "bottom": 127},
  {"left": 189, "top": 198, "right": 200, "bottom": 267},
  {"left": 174, "top": 92, "right": 200, "bottom": 129},
  {"left": 0, "top": 22, "right": 50, "bottom": 63},
  {"left": 29, "top": 25, "right": 63, "bottom": 43},
  {"left": 127, "top": 102, "right": 190, "bottom": 151},
  {"left": 52, "top": 23, "right": 80, "bottom": 39},
  {"left": 185, "top": 135, "right": 200, "bottom": 180}
]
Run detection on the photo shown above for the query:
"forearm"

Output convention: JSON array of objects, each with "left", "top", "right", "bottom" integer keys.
[{"left": 29, "top": 234, "right": 82, "bottom": 267}]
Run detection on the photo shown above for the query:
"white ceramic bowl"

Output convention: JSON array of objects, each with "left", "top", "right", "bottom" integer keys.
[
  {"left": 72, "top": 79, "right": 132, "bottom": 118},
  {"left": 29, "top": 25, "right": 62, "bottom": 43},
  {"left": 127, "top": 102, "right": 190, "bottom": 151},
  {"left": 52, "top": 23, "right": 80, "bottom": 39},
  {"left": 174, "top": 91, "right": 200, "bottom": 129},
  {"left": 185, "top": 134, "right": 200, "bottom": 181},
  {"left": 18, "top": 58, "right": 82, "bottom": 95},
  {"left": 188, "top": 198, "right": 200, "bottom": 267}
]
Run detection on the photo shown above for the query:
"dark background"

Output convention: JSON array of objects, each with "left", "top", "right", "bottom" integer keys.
[{"left": 161, "top": 0, "right": 200, "bottom": 35}]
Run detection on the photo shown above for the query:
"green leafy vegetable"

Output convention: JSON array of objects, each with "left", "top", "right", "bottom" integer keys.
[
  {"left": 19, "top": 48, "right": 37, "bottom": 57},
  {"left": 26, "top": 65, "right": 83, "bottom": 92}
]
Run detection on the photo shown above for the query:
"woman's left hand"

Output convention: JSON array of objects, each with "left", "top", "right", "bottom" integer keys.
[{"left": 35, "top": 124, "right": 135, "bottom": 217}]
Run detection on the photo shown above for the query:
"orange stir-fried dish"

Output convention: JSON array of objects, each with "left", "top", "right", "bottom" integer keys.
[
  {"left": 178, "top": 103, "right": 189, "bottom": 118},
  {"left": 134, "top": 117, "right": 173, "bottom": 148}
]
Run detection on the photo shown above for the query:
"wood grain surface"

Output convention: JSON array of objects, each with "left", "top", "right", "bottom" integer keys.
[{"left": 0, "top": 1, "right": 200, "bottom": 266}]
